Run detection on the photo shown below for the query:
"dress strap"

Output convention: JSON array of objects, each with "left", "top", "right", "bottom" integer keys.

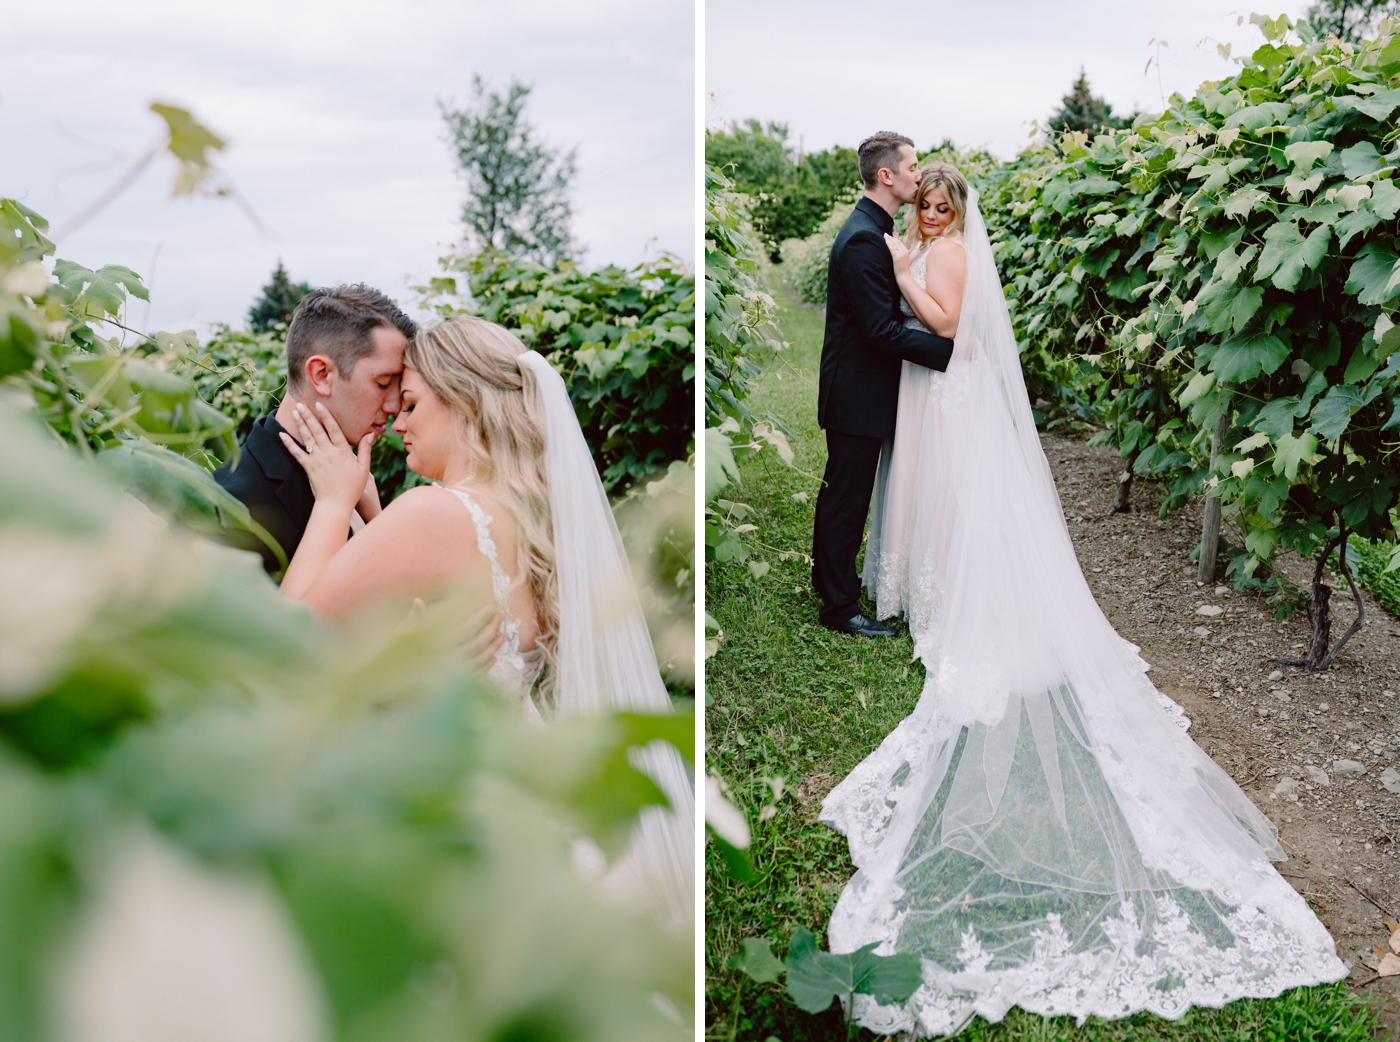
[{"left": 443, "top": 486, "right": 512, "bottom": 616}]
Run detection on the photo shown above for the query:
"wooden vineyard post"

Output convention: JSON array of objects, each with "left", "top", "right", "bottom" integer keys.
[{"left": 1196, "top": 411, "right": 1228, "bottom": 584}]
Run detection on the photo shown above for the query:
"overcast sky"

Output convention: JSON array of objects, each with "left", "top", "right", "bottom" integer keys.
[
  {"left": 1, "top": 0, "right": 693, "bottom": 333},
  {"left": 707, "top": 1, "right": 1291, "bottom": 159}
]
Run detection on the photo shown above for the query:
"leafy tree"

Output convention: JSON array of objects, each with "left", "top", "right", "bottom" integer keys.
[
  {"left": 441, "top": 75, "right": 578, "bottom": 267},
  {"left": 705, "top": 122, "right": 862, "bottom": 260},
  {"left": 1304, "top": 0, "right": 1399, "bottom": 42},
  {"left": 247, "top": 261, "right": 311, "bottom": 332},
  {"left": 1048, "top": 69, "right": 1130, "bottom": 134},
  {"left": 705, "top": 120, "right": 793, "bottom": 188}
]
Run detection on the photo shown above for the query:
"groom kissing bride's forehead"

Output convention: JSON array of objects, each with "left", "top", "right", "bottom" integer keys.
[
  {"left": 214, "top": 283, "right": 417, "bottom": 575},
  {"left": 811, "top": 130, "right": 954, "bottom": 638}
]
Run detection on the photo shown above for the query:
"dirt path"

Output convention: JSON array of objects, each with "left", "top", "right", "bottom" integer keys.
[{"left": 1047, "top": 429, "right": 1400, "bottom": 1029}]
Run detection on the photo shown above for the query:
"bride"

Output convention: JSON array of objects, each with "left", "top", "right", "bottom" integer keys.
[
  {"left": 272, "top": 315, "right": 693, "bottom": 927},
  {"left": 819, "top": 164, "right": 1345, "bottom": 1035}
]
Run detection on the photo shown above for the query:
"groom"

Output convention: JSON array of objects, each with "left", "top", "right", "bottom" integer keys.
[
  {"left": 214, "top": 283, "right": 417, "bottom": 576},
  {"left": 812, "top": 132, "right": 955, "bottom": 637}
]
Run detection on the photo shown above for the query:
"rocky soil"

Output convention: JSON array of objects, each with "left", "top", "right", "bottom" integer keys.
[{"left": 1045, "top": 430, "right": 1400, "bottom": 1031}]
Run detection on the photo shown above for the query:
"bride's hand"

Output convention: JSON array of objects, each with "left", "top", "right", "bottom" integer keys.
[
  {"left": 279, "top": 402, "right": 376, "bottom": 512},
  {"left": 884, "top": 233, "right": 911, "bottom": 275}
]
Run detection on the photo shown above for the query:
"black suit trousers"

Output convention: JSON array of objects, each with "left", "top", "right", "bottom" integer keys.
[{"left": 812, "top": 430, "right": 885, "bottom": 627}]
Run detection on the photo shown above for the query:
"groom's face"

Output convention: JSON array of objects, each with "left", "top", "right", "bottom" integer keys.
[
  {"left": 320, "top": 324, "right": 407, "bottom": 441},
  {"left": 887, "top": 144, "right": 921, "bottom": 205}
]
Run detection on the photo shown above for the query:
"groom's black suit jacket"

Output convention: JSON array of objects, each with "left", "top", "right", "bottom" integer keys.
[
  {"left": 213, "top": 414, "right": 313, "bottom": 577},
  {"left": 817, "top": 196, "right": 955, "bottom": 439}
]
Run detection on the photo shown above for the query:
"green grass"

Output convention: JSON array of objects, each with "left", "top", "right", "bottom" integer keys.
[
  {"left": 1335, "top": 537, "right": 1400, "bottom": 619},
  {"left": 703, "top": 272, "right": 1385, "bottom": 1041}
]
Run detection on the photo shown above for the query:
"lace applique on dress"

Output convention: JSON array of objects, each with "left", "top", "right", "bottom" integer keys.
[{"left": 443, "top": 486, "right": 545, "bottom": 721}]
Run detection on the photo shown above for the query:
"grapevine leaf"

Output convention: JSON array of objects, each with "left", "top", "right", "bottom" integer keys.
[
  {"left": 1336, "top": 184, "right": 1372, "bottom": 212},
  {"left": 1384, "top": 399, "right": 1400, "bottom": 430},
  {"left": 1335, "top": 202, "right": 1381, "bottom": 249},
  {"left": 783, "top": 927, "right": 924, "bottom": 1014},
  {"left": 1339, "top": 88, "right": 1400, "bottom": 121},
  {"left": 1273, "top": 431, "right": 1319, "bottom": 480},
  {"left": 97, "top": 442, "right": 287, "bottom": 570},
  {"left": 1253, "top": 42, "right": 1292, "bottom": 69},
  {"left": 1344, "top": 241, "right": 1400, "bottom": 305},
  {"left": 1309, "top": 384, "right": 1372, "bottom": 440},
  {"left": 1273, "top": 223, "right": 1330, "bottom": 291},
  {"left": 1253, "top": 222, "right": 1300, "bottom": 283},
  {"left": 1222, "top": 101, "right": 1292, "bottom": 132},
  {"left": 1344, "top": 345, "right": 1382, "bottom": 383},
  {"left": 1179, "top": 370, "right": 1217, "bottom": 406},
  {"left": 1284, "top": 172, "right": 1324, "bottom": 201},
  {"left": 1246, "top": 527, "right": 1279, "bottom": 558},
  {"left": 51, "top": 260, "right": 149, "bottom": 316},
  {"left": 615, "top": 710, "right": 696, "bottom": 766},
  {"left": 1210, "top": 332, "right": 1290, "bottom": 382},
  {"left": 729, "top": 938, "right": 785, "bottom": 983},
  {"left": 1341, "top": 141, "right": 1382, "bottom": 179},
  {"left": 1283, "top": 140, "right": 1332, "bottom": 175},
  {"left": 0, "top": 199, "right": 55, "bottom": 262},
  {"left": 150, "top": 103, "right": 226, "bottom": 196},
  {"left": 1200, "top": 279, "right": 1264, "bottom": 333},
  {"left": 1222, "top": 186, "right": 1268, "bottom": 217},
  {"left": 705, "top": 427, "right": 741, "bottom": 501},
  {"left": 1251, "top": 397, "right": 1301, "bottom": 440},
  {"left": 1370, "top": 179, "right": 1400, "bottom": 220},
  {"left": 1215, "top": 243, "right": 1259, "bottom": 285}
]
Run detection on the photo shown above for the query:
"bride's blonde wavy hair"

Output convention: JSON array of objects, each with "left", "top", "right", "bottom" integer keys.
[
  {"left": 903, "top": 162, "right": 970, "bottom": 249},
  {"left": 405, "top": 316, "right": 558, "bottom": 681}
]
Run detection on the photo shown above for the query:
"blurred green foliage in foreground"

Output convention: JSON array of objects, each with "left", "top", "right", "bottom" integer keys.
[{"left": 0, "top": 400, "right": 693, "bottom": 1040}]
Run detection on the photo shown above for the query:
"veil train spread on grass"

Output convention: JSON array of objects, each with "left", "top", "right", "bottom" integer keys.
[{"left": 818, "top": 194, "right": 1345, "bottom": 1035}]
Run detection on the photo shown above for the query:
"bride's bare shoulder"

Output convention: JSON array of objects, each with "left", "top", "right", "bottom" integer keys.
[
  {"left": 373, "top": 485, "right": 480, "bottom": 542},
  {"left": 926, "top": 236, "right": 968, "bottom": 276},
  {"left": 377, "top": 483, "right": 511, "bottom": 550}
]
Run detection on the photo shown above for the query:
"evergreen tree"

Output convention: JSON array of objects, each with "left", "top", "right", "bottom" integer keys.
[
  {"left": 1048, "top": 69, "right": 1129, "bottom": 134},
  {"left": 1304, "top": 0, "right": 1399, "bottom": 43},
  {"left": 248, "top": 261, "right": 312, "bottom": 332},
  {"left": 441, "top": 76, "right": 578, "bottom": 268}
]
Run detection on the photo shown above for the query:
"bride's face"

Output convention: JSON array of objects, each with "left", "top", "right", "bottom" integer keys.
[
  {"left": 391, "top": 368, "right": 457, "bottom": 480},
  {"left": 919, "top": 187, "right": 955, "bottom": 240}
]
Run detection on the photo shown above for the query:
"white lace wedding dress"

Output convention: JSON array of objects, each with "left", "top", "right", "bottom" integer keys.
[
  {"left": 443, "top": 486, "right": 546, "bottom": 718},
  {"left": 819, "top": 197, "right": 1345, "bottom": 1036}
]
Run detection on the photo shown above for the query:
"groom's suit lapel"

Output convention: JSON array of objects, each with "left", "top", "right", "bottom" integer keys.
[{"left": 245, "top": 416, "right": 315, "bottom": 532}]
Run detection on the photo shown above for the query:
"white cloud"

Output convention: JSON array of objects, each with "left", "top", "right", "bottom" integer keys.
[
  {"left": 707, "top": 0, "right": 1269, "bottom": 158},
  {"left": 1, "top": 0, "right": 693, "bottom": 331}
]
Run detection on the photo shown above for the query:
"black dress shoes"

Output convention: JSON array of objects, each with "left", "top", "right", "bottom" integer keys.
[{"left": 825, "top": 613, "right": 896, "bottom": 638}]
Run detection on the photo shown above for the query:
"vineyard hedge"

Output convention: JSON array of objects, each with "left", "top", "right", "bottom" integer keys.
[
  {"left": 988, "top": 13, "right": 1400, "bottom": 607},
  {"left": 759, "top": 18, "right": 1400, "bottom": 617}
]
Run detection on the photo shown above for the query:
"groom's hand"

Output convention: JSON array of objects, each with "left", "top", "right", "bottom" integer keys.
[{"left": 458, "top": 602, "right": 506, "bottom": 668}]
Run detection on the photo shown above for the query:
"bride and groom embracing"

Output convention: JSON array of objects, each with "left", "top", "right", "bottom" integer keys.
[
  {"left": 213, "top": 284, "right": 692, "bottom": 924},
  {"left": 810, "top": 133, "right": 1346, "bottom": 1034}
]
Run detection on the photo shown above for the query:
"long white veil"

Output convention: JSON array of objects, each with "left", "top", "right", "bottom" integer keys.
[
  {"left": 518, "top": 351, "right": 694, "bottom": 929},
  {"left": 822, "top": 193, "right": 1344, "bottom": 1035}
]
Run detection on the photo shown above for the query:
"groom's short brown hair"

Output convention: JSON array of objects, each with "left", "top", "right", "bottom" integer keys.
[
  {"left": 858, "top": 132, "right": 915, "bottom": 188},
  {"left": 285, "top": 284, "right": 416, "bottom": 390}
]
